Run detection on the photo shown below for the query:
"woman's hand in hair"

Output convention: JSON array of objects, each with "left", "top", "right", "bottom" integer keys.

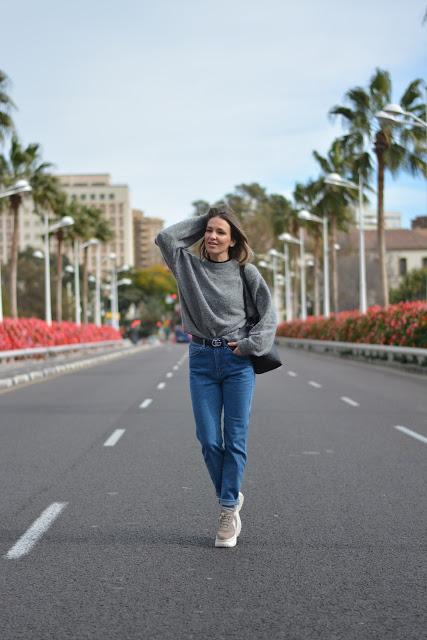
[{"left": 227, "top": 342, "right": 243, "bottom": 356}]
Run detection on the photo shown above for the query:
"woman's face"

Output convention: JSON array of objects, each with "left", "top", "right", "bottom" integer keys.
[{"left": 204, "top": 216, "right": 236, "bottom": 261}]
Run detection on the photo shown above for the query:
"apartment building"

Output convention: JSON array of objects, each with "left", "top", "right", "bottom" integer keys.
[
  {"left": 0, "top": 195, "right": 44, "bottom": 263},
  {"left": 356, "top": 208, "right": 402, "bottom": 230},
  {"left": 133, "top": 209, "right": 164, "bottom": 269},
  {"left": 58, "top": 174, "right": 134, "bottom": 274}
]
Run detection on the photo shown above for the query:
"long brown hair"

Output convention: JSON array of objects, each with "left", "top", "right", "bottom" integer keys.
[{"left": 199, "top": 204, "right": 254, "bottom": 264}]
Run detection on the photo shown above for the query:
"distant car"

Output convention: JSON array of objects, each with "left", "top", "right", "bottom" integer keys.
[{"left": 174, "top": 326, "right": 191, "bottom": 343}]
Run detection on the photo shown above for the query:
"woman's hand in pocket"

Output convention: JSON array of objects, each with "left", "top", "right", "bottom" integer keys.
[{"left": 227, "top": 341, "right": 243, "bottom": 356}]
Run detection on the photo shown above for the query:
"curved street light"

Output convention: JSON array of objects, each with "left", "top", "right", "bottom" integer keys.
[
  {"left": 325, "top": 172, "right": 367, "bottom": 314},
  {"left": 42, "top": 215, "right": 75, "bottom": 326},
  {"left": 0, "top": 180, "right": 33, "bottom": 322},
  {"left": 297, "top": 209, "right": 330, "bottom": 318}
]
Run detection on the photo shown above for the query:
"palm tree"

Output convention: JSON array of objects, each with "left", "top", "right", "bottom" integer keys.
[
  {"left": 329, "top": 68, "right": 427, "bottom": 306},
  {"left": 312, "top": 138, "right": 357, "bottom": 312},
  {"left": 0, "top": 69, "right": 15, "bottom": 145},
  {"left": 67, "top": 203, "right": 114, "bottom": 323},
  {"left": 293, "top": 180, "right": 325, "bottom": 316},
  {"left": 0, "top": 135, "right": 54, "bottom": 318}
]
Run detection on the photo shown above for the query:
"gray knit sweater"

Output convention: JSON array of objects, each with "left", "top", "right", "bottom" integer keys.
[{"left": 154, "top": 212, "right": 277, "bottom": 356}]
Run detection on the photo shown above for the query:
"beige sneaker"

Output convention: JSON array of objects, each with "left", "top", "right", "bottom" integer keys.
[
  {"left": 215, "top": 508, "right": 237, "bottom": 548},
  {"left": 235, "top": 492, "right": 244, "bottom": 537}
]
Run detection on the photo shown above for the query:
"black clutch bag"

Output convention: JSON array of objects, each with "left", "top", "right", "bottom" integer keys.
[{"left": 239, "top": 266, "right": 282, "bottom": 374}]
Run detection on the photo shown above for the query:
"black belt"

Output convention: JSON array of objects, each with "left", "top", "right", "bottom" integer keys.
[{"left": 191, "top": 335, "right": 230, "bottom": 348}]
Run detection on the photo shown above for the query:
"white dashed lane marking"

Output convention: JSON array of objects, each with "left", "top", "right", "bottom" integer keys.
[
  {"left": 139, "top": 398, "right": 152, "bottom": 409},
  {"left": 4, "top": 502, "right": 68, "bottom": 559},
  {"left": 287, "top": 371, "right": 297, "bottom": 377},
  {"left": 341, "top": 396, "right": 360, "bottom": 407},
  {"left": 157, "top": 382, "right": 166, "bottom": 390},
  {"left": 308, "top": 381, "right": 322, "bottom": 388},
  {"left": 394, "top": 425, "right": 427, "bottom": 445},
  {"left": 104, "top": 429, "right": 126, "bottom": 447}
]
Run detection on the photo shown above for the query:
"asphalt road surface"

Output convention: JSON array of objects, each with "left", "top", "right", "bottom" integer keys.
[{"left": 0, "top": 343, "right": 425, "bottom": 640}]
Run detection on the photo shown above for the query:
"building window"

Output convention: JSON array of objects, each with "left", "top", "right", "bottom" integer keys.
[
  {"left": 90, "top": 194, "right": 96, "bottom": 200},
  {"left": 109, "top": 204, "right": 116, "bottom": 214},
  {"left": 80, "top": 194, "right": 86, "bottom": 200},
  {"left": 399, "top": 258, "right": 407, "bottom": 276},
  {"left": 100, "top": 194, "right": 105, "bottom": 200},
  {"left": 71, "top": 194, "right": 77, "bottom": 200},
  {"left": 109, "top": 193, "right": 115, "bottom": 200},
  {"left": 422, "top": 257, "right": 427, "bottom": 269}
]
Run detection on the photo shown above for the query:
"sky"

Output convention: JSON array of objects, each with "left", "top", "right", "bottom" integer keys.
[{"left": 1, "top": 0, "right": 426, "bottom": 228}]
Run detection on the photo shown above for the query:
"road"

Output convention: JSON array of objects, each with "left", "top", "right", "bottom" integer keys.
[{"left": 0, "top": 343, "right": 425, "bottom": 640}]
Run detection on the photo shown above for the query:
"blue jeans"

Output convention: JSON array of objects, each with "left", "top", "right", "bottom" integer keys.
[{"left": 188, "top": 341, "right": 256, "bottom": 507}]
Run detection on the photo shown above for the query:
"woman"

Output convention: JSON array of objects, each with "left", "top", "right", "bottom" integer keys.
[{"left": 155, "top": 205, "right": 277, "bottom": 548}]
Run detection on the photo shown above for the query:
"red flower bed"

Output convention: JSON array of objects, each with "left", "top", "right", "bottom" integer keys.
[
  {"left": 0, "top": 318, "right": 122, "bottom": 351},
  {"left": 277, "top": 302, "right": 427, "bottom": 348}
]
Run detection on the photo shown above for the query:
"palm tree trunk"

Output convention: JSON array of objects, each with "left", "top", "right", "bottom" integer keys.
[
  {"left": 375, "top": 130, "right": 389, "bottom": 307},
  {"left": 9, "top": 195, "right": 20, "bottom": 319},
  {"left": 82, "top": 247, "right": 89, "bottom": 323},
  {"left": 313, "top": 236, "right": 321, "bottom": 316},
  {"left": 330, "top": 216, "right": 338, "bottom": 312},
  {"left": 56, "top": 231, "right": 63, "bottom": 322}
]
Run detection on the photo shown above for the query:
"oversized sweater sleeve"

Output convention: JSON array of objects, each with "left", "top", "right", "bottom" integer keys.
[
  {"left": 154, "top": 213, "right": 209, "bottom": 273},
  {"left": 237, "top": 265, "right": 278, "bottom": 357}
]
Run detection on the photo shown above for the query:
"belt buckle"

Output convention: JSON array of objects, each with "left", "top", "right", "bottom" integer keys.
[{"left": 211, "top": 338, "right": 222, "bottom": 347}]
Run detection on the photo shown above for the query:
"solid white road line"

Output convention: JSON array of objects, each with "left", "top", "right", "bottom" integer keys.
[
  {"left": 394, "top": 425, "right": 427, "bottom": 445},
  {"left": 308, "top": 381, "right": 322, "bottom": 388},
  {"left": 139, "top": 398, "right": 152, "bottom": 409},
  {"left": 104, "top": 429, "right": 126, "bottom": 447},
  {"left": 166, "top": 372, "right": 173, "bottom": 378},
  {"left": 341, "top": 396, "right": 360, "bottom": 407},
  {"left": 287, "top": 371, "right": 297, "bottom": 377},
  {"left": 157, "top": 382, "right": 166, "bottom": 390},
  {"left": 4, "top": 502, "right": 68, "bottom": 559}
]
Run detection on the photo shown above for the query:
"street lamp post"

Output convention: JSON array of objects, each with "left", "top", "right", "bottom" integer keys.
[
  {"left": 74, "top": 240, "right": 81, "bottom": 325},
  {"left": 297, "top": 210, "right": 330, "bottom": 318},
  {"left": 0, "top": 180, "right": 32, "bottom": 323},
  {"left": 267, "top": 249, "right": 281, "bottom": 317},
  {"left": 82, "top": 238, "right": 101, "bottom": 326},
  {"left": 259, "top": 253, "right": 286, "bottom": 321},
  {"left": 95, "top": 242, "right": 101, "bottom": 326},
  {"left": 325, "top": 173, "right": 367, "bottom": 314},
  {"left": 278, "top": 232, "right": 306, "bottom": 320},
  {"left": 43, "top": 215, "right": 74, "bottom": 325}
]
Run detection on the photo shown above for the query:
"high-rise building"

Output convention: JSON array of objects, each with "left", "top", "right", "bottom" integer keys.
[
  {"left": 0, "top": 196, "right": 44, "bottom": 264},
  {"left": 133, "top": 209, "right": 164, "bottom": 269},
  {"left": 58, "top": 174, "right": 134, "bottom": 274}
]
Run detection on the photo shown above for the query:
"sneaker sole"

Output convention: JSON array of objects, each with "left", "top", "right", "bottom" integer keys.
[
  {"left": 235, "top": 492, "right": 244, "bottom": 537},
  {"left": 215, "top": 534, "right": 237, "bottom": 548}
]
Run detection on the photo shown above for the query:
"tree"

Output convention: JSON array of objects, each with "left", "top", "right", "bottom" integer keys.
[
  {"left": 329, "top": 68, "right": 427, "bottom": 307},
  {"left": 390, "top": 268, "right": 427, "bottom": 303},
  {"left": 191, "top": 200, "right": 211, "bottom": 216},
  {"left": 0, "top": 135, "right": 54, "bottom": 318},
  {"left": 311, "top": 138, "right": 358, "bottom": 312},
  {"left": 65, "top": 202, "right": 114, "bottom": 323},
  {"left": 0, "top": 69, "right": 15, "bottom": 145},
  {"left": 293, "top": 180, "right": 325, "bottom": 316}
]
